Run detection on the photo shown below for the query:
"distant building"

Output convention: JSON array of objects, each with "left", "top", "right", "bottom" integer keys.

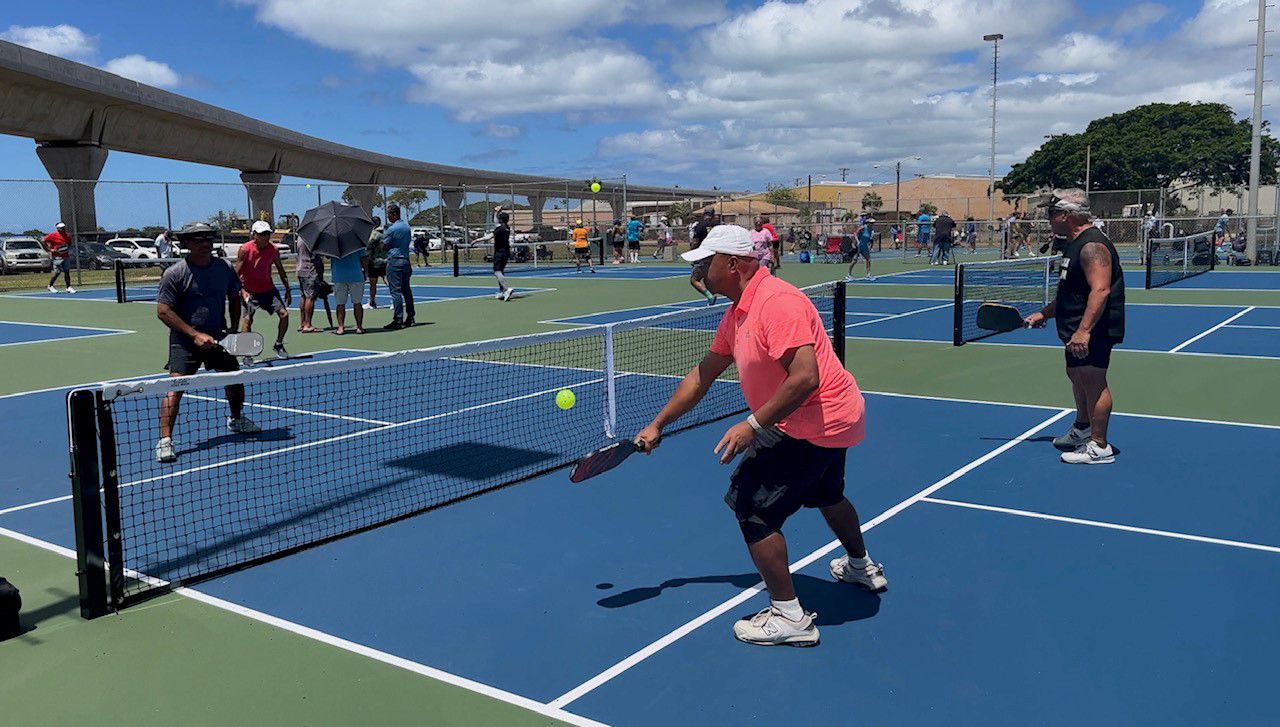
[{"left": 738, "top": 176, "right": 1018, "bottom": 221}]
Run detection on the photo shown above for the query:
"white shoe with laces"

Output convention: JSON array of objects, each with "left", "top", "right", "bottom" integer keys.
[
  {"left": 47, "top": 285, "right": 57, "bottom": 293},
  {"left": 66, "top": 286, "right": 76, "bottom": 294},
  {"left": 830, "top": 555, "right": 889, "bottom": 591},
  {"left": 155, "top": 437, "right": 177, "bottom": 463},
  {"left": 502, "top": 288, "right": 513, "bottom": 301},
  {"left": 1053, "top": 424, "right": 1091, "bottom": 451},
  {"left": 226, "top": 415, "right": 262, "bottom": 435},
  {"left": 732, "top": 606, "right": 819, "bottom": 647},
  {"left": 1061, "top": 440, "right": 1116, "bottom": 465}
]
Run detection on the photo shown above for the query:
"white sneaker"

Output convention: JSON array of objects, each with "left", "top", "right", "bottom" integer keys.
[
  {"left": 501, "top": 288, "right": 513, "bottom": 301},
  {"left": 155, "top": 437, "right": 177, "bottom": 463},
  {"left": 844, "top": 275, "right": 855, "bottom": 283},
  {"left": 830, "top": 555, "right": 889, "bottom": 591},
  {"left": 732, "top": 607, "right": 819, "bottom": 647},
  {"left": 66, "top": 286, "right": 76, "bottom": 294},
  {"left": 47, "top": 285, "right": 57, "bottom": 293},
  {"left": 1061, "top": 440, "right": 1116, "bottom": 465},
  {"left": 226, "top": 415, "right": 262, "bottom": 434},
  {"left": 862, "top": 275, "right": 875, "bottom": 281},
  {"left": 1052, "top": 424, "right": 1091, "bottom": 451}
]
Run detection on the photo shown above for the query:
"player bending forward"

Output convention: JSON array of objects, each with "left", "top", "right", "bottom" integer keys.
[{"left": 637, "top": 224, "right": 887, "bottom": 647}]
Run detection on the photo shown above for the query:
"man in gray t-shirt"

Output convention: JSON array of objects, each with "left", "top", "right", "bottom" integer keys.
[
  {"left": 153, "top": 223, "right": 261, "bottom": 464},
  {"left": 296, "top": 236, "right": 326, "bottom": 332}
]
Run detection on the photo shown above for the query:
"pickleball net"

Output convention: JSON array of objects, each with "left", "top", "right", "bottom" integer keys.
[
  {"left": 1145, "top": 231, "right": 1215, "bottom": 289},
  {"left": 115, "top": 256, "right": 298, "bottom": 303},
  {"left": 953, "top": 255, "right": 1061, "bottom": 345},
  {"left": 67, "top": 282, "right": 843, "bottom": 615},
  {"left": 453, "top": 240, "right": 601, "bottom": 276}
]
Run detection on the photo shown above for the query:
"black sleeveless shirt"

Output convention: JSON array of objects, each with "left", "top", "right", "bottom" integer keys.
[{"left": 1055, "top": 226, "right": 1125, "bottom": 343}]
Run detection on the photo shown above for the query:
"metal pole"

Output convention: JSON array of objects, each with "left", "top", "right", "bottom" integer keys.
[
  {"left": 1085, "top": 144, "right": 1092, "bottom": 194},
  {"left": 316, "top": 183, "right": 322, "bottom": 207},
  {"left": 1247, "top": 0, "right": 1267, "bottom": 261},
  {"left": 985, "top": 33, "right": 1003, "bottom": 236},
  {"left": 896, "top": 163, "right": 903, "bottom": 259},
  {"left": 164, "top": 182, "right": 173, "bottom": 232}
]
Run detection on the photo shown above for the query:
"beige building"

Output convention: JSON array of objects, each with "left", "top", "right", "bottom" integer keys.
[{"left": 739, "top": 176, "right": 1019, "bottom": 221}]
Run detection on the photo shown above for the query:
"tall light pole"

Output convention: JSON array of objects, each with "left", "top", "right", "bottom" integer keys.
[
  {"left": 1247, "top": 0, "right": 1267, "bottom": 261},
  {"left": 875, "top": 156, "right": 921, "bottom": 225},
  {"left": 984, "top": 33, "right": 1004, "bottom": 227}
]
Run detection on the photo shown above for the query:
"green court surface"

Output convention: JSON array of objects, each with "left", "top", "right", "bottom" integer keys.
[{"left": 1, "top": 255, "right": 1277, "bottom": 725}]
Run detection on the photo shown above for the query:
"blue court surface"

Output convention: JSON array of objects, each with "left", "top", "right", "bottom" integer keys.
[
  {"left": 550, "top": 295, "right": 1280, "bottom": 359},
  {"left": 1, "top": 359, "right": 1276, "bottom": 724},
  {"left": 10, "top": 283, "right": 552, "bottom": 305},
  {"left": 859, "top": 266, "right": 1280, "bottom": 291},
  {"left": 0, "top": 319, "right": 131, "bottom": 347}
]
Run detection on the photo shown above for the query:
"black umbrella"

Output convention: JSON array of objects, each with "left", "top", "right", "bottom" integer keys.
[{"left": 296, "top": 201, "right": 373, "bottom": 259}]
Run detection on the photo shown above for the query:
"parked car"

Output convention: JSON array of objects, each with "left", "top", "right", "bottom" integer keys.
[
  {"left": 0, "top": 237, "right": 53, "bottom": 274},
  {"left": 68, "top": 241, "right": 130, "bottom": 270},
  {"left": 106, "top": 237, "right": 162, "bottom": 259}
]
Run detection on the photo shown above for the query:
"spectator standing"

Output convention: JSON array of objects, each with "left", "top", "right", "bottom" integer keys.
[
  {"left": 330, "top": 244, "right": 367, "bottom": 335},
  {"left": 964, "top": 217, "right": 977, "bottom": 252},
  {"left": 626, "top": 214, "right": 644, "bottom": 263},
  {"left": 44, "top": 222, "right": 74, "bottom": 293},
  {"left": 295, "top": 231, "right": 325, "bottom": 333},
  {"left": 381, "top": 204, "right": 416, "bottom": 329},
  {"left": 155, "top": 229, "right": 174, "bottom": 258},
  {"left": 914, "top": 210, "right": 932, "bottom": 258},
  {"left": 365, "top": 216, "right": 387, "bottom": 308},
  {"left": 932, "top": 211, "right": 956, "bottom": 265},
  {"left": 751, "top": 218, "right": 775, "bottom": 272}
]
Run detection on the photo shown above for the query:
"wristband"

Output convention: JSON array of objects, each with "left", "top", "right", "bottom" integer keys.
[{"left": 747, "top": 414, "right": 763, "bottom": 432}]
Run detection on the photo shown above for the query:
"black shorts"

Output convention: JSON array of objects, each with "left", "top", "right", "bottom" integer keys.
[
  {"left": 245, "top": 289, "right": 287, "bottom": 317},
  {"left": 492, "top": 252, "right": 509, "bottom": 272},
  {"left": 574, "top": 246, "right": 592, "bottom": 260},
  {"left": 725, "top": 432, "right": 847, "bottom": 543},
  {"left": 166, "top": 342, "right": 241, "bottom": 376},
  {"left": 1065, "top": 336, "right": 1117, "bottom": 369},
  {"left": 627, "top": 240, "right": 640, "bottom": 250},
  {"left": 369, "top": 262, "right": 386, "bottom": 278}
]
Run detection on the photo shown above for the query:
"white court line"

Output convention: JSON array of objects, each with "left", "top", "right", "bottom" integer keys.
[
  {"left": 1223, "top": 324, "right": 1280, "bottom": 330},
  {"left": 0, "top": 526, "right": 606, "bottom": 727},
  {"left": 921, "top": 497, "right": 1280, "bottom": 555},
  {"left": 0, "top": 328, "right": 134, "bottom": 349},
  {"left": 846, "top": 302, "right": 951, "bottom": 329},
  {"left": 1168, "top": 306, "right": 1255, "bottom": 352},
  {"left": 0, "top": 319, "right": 131, "bottom": 333},
  {"left": 185, "top": 394, "right": 395, "bottom": 427},
  {"left": 0, "top": 494, "right": 74, "bottom": 517},
  {"left": 548, "top": 408, "right": 1072, "bottom": 708},
  {"left": 845, "top": 332, "right": 1280, "bottom": 361}
]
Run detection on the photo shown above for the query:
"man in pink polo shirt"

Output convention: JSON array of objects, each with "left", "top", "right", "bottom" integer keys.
[{"left": 636, "top": 224, "right": 887, "bottom": 647}]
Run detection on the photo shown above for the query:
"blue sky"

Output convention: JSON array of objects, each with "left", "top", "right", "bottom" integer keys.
[{"left": 0, "top": 0, "right": 1270, "bottom": 193}]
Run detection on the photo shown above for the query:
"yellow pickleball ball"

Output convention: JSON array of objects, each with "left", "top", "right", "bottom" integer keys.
[
  {"left": 590, "top": 181, "right": 601, "bottom": 193},
  {"left": 556, "top": 389, "right": 576, "bottom": 410}
]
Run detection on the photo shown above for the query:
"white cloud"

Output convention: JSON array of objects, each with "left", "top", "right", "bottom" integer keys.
[
  {"left": 101, "top": 55, "right": 182, "bottom": 88},
  {"left": 1112, "top": 3, "right": 1169, "bottom": 34},
  {"left": 0, "top": 24, "right": 97, "bottom": 60},
  {"left": 1032, "top": 33, "right": 1124, "bottom": 72},
  {"left": 479, "top": 123, "right": 525, "bottom": 139}
]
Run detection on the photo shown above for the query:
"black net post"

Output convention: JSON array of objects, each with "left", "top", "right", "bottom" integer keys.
[
  {"left": 833, "top": 281, "right": 847, "bottom": 364},
  {"left": 95, "top": 400, "right": 125, "bottom": 608},
  {"left": 952, "top": 263, "right": 965, "bottom": 346},
  {"left": 453, "top": 242, "right": 461, "bottom": 277},
  {"left": 68, "top": 389, "right": 108, "bottom": 619},
  {"left": 114, "top": 260, "right": 126, "bottom": 304}
]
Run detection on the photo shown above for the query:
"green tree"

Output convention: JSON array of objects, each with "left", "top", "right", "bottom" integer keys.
[
  {"left": 918, "top": 202, "right": 938, "bottom": 216},
  {"left": 763, "top": 183, "right": 799, "bottom": 207},
  {"left": 861, "top": 191, "right": 883, "bottom": 213},
  {"left": 341, "top": 187, "right": 386, "bottom": 210},
  {"left": 1002, "top": 102, "right": 1280, "bottom": 194},
  {"left": 208, "top": 209, "right": 239, "bottom": 235},
  {"left": 23, "top": 228, "right": 43, "bottom": 237},
  {"left": 386, "top": 188, "right": 428, "bottom": 218},
  {"left": 667, "top": 200, "right": 692, "bottom": 223}
]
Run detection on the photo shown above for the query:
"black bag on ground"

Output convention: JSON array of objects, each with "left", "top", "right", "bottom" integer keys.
[{"left": 0, "top": 577, "right": 21, "bottom": 640}]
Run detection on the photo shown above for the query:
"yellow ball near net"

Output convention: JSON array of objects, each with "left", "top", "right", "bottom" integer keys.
[{"left": 556, "top": 389, "right": 576, "bottom": 410}]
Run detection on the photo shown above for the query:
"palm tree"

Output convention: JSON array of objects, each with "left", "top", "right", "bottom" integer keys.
[{"left": 861, "top": 192, "right": 883, "bottom": 213}]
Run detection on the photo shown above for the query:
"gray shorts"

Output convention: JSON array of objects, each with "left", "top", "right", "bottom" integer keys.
[{"left": 333, "top": 281, "right": 364, "bottom": 306}]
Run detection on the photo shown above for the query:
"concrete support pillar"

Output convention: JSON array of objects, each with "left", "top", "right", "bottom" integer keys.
[
  {"left": 345, "top": 184, "right": 379, "bottom": 216},
  {"left": 527, "top": 195, "right": 545, "bottom": 226},
  {"left": 240, "top": 171, "right": 281, "bottom": 224},
  {"left": 441, "top": 190, "right": 465, "bottom": 225},
  {"left": 36, "top": 143, "right": 108, "bottom": 238}
]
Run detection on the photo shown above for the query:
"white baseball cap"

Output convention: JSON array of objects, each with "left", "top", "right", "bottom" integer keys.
[
  {"left": 251, "top": 220, "right": 272, "bottom": 234},
  {"left": 681, "top": 224, "right": 755, "bottom": 262},
  {"left": 56, "top": 222, "right": 66, "bottom": 229}
]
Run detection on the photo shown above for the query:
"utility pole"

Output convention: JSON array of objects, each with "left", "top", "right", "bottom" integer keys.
[
  {"left": 1247, "top": 0, "right": 1267, "bottom": 261},
  {"left": 839, "top": 167, "right": 850, "bottom": 182},
  {"left": 984, "top": 33, "right": 1004, "bottom": 229},
  {"left": 1085, "top": 144, "right": 1092, "bottom": 193}
]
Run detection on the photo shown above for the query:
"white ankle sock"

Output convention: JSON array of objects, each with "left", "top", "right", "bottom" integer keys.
[
  {"left": 771, "top": 597, "right": 804, "bottom": 621},
  {"left": 847, "top": 552, "right": 873, "bottom": 569}
]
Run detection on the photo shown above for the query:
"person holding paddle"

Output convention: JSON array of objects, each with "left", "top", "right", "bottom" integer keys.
[
  {"left": 1024, "top": 189, "right": 1125, "bottom": 465},
  {"left": 154, "top": 222, "right": 261, "bottom": 464},
  {"left": 633, "top": 224, "right": 887, "bottom": 647}
]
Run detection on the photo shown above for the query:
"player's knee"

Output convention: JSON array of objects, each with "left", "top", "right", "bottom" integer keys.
[{"left": 739, "top": 516, "right": 779, "bottom": 544}]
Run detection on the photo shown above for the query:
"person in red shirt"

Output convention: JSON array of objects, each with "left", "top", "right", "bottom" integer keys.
[
  {"left": 637, "top": 224, "right": 887, "bottom": 647},
  {"left": 43, "top": 222, "right": 74, "bottom": 293},
  {"left": 234, "top": 221, "right": 292, "bottom": 360},
  {"left": 759, "top": 214, "right": 780, "bottom": 270}
]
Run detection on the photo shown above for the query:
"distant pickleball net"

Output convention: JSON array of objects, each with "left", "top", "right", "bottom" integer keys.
[
  {"left": 1145, "top": 231, "right": 1215, "bottom": 289},
  {"left": 453, "top": 240, "right": 600, "bottom": 276},
  {"left": 67, "top": 283, "right": 842, "bottom": 613},
  {"left": 953, "top": 255, "right": 1061, "bottom": 345},
  {"left": 115, "top": 256, "right": 298, "bottom": 303}
]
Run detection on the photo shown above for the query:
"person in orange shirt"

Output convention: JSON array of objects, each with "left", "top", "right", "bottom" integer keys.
[
  {"left": 571, "top": 220, "right": 595, "bottom": 274},
  {"left": 235, "top": 221, "right": 292, "bottom": 361},
  {"left": 637, "top": 224, "right": 887, "bottom": 647}
]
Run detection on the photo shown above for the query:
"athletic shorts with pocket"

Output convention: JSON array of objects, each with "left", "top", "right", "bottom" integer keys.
[
  {"left": 725, "top": 431, "right": 848, "bottom": 543},
  {"left": 333, "top": 281, "right": 364, "bottom": 306}
]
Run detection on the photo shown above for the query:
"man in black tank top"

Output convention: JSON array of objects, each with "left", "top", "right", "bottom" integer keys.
[
  {"left": 492, "top": 212, "right": 513, "bottom": 301},
  {"left": 1025, "top": 189, "right": 1125, "bottom": 465}
]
